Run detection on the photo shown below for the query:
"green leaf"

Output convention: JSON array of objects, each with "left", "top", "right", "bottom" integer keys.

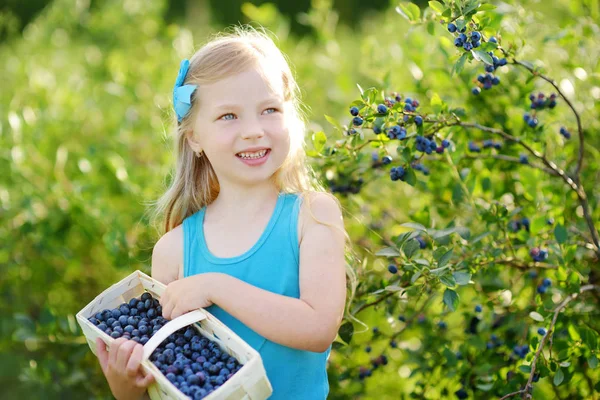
[
  {"left": 375, "top": 247, "right": 401, "bottom": 257},
  {"left": 440, "top": 273, "right": 456, "bottom": 287},
  {"left": 339, "top": 322, "right": 354, "bottom": 344},
  {"left": 451, "top": 53, "right": 468, "bottom": 77},
  {"left": 588, "top": 355, "right": 598, "bottom": 369},
  {"left": 472, "top": 50, "right": 493, "bottom": 65},
  {"left": 401, "top": 222, "right": 428, "bottom": 231},
  {"left": 411, "top": 271, "right": 422, "bottom": 284},
  {"left": 404, "top": 167, "right": 418, "bottom": 186},
  {"left": 312, "top": 131, "right": 327, "bottom": 152},
  {"left": 554, "top": 223, "right": 567, "bottom": 244},
  {"left": 529, "top": 312, "right": 545, "bottom": 322},
  {"left": 396, "top": 2, "right": 421, "bottom": 22},
  {"left": 553, "top": 367, "right": 564, "bottom": 386},
  {"left": 453, "top": 271, "right": 471, "bottom": 285},
  {"left": 403, "top": 239, "right": 420, "bottom": 259},
  {"left": 443, "top": 288, "right": 459, "bottom": 311},
  {"left": 519, "top": 365, "right": 531, "bottom": 373},
  {"left": 478, "top": 4, "right": 497, "bottom": 11},
  {"left": 581, "top": 327, "right": 599, "bottom": 350},
  {"left": 324, "top": 115, "right": 342, "bottom": 132},
  {"left": 438, "top": 249, "right": 453, "bottom": 268},
  {"left": 428, "top": 1, "right": 445, "bottom": 13}
]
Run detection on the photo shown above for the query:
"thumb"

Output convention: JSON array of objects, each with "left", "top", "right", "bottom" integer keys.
[
  {"left": 95, "top": 338, "right": 108, "bottom": 372},
  {"left": 136, "top": 369, "right": 155, "bottom": 388}
]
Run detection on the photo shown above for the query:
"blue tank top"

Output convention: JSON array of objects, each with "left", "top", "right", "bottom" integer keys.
[{"left": 182, "top": 191, "right": 331, "bottom": 399}]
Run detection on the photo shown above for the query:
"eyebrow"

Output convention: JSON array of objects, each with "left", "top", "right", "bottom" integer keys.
[{"left": 212, "top": 97, "right": 283, "bottom": 111}]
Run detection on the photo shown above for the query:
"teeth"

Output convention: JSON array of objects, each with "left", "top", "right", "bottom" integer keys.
[{"left": 238, "top": 149, "right": 267, "bottom": 159}]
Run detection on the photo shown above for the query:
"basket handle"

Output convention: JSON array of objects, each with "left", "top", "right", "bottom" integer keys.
[{"left": 142, "top": 309, "right": 207, "bottom": 361}]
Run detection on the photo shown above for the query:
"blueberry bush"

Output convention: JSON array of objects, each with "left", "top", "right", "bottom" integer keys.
[{"left": 1, "top": 0, "right": 598, "bottom": 399}]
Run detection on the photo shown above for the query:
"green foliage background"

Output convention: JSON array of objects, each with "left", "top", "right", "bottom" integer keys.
[{"left": 1, "top": 0, "right": 599, "bottom": 398}]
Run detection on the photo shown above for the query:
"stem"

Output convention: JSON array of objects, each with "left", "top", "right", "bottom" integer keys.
[{"left": 499, "top": 285, "right": 600, "bottom": 399}]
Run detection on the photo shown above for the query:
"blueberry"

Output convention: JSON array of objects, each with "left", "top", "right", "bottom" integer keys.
[
  {"left": 111, "top": 331, "right": 121, "bottom": 339},
  {"left": 475, "top": 305, "right": 482, "bottom": 313},
  {"left": 398, "top": 315, "right": 406, "bottom": 322},
  {"left": 365, "top": 346, "right": 372, "bottom": 353},
  {"left": 463, "top": 42, "right": 473, "bottom": 51},
  {"left": 352, "top": 116, "right": 363, "bottom": 126},
  {"left": 442, "top": 139, "right": 450, "bottom": 148},
  {"left": 492, "top": 76, "right": 500, "bottom": 85},
  {"left": 454, "top": 38, "right": 464, "bottom": 47},
  {"left": 471, "top": 31, "right": 481, "bottom": 41},
  {"left": 382, "top": 155, "right": 392, "bottom": 165},
  {"left": 489, "top": 36, "right": 497, "bottom": 43},
  {"left": 388, "top": 265, "right": 398, "bottom": 274},
  {"left": 141, "top": 292, "right": 152, "bottom": 302},
  {"left": 528, "top": 118, "right": 538, "bottom": 128},
  {"left": 472, "top": 87, "right": 481, "bottom": 95},
  {"left": 350, "top": 106, "right": 359, "bottom": 116},
  {"left": 519, "top": 154, "right": 528, "bottom": 164},
  {"left": 447, "top": 23, "right": 457, "bottom": 33},
  {"left": 97, "top": 322, "right": 107, "bottom": 331},
  {"left": 414, "top": 115, "right": 423, "bottom": 126},
  {"left": 537, "top": 285, "right": 547, "bottom": 294},
  {"left": 377, "top": 104, "right": 388, "bottom": 114},
  {"left": 538, "top": 327, "right": 547, "bottom": 335},
  {"left": 542, "top": 278, "right": 551, "bottom": 287},
  {"left": 455, "top": 388, "right": 468, "bottom": 399}
]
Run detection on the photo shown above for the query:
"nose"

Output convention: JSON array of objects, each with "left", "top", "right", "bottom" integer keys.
[{"left": 240, "top": 115, "right": 265, "bottom": 140}]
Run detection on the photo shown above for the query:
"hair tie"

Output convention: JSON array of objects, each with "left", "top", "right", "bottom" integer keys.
[{"left": 173, "top": 59, "right": 198, "bottom": 122}]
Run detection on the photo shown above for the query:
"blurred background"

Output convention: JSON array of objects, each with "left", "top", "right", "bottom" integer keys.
[{"left": 2, "top": 0, "right": 599, "bottom": 398}]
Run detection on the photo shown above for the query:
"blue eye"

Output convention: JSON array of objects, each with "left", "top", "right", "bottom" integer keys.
[
  {"left": 220, "top": 113, "right": 236, "bottom": 121},
  {"left": 264, "top": 108, "right": 278, "bottom": 114}
]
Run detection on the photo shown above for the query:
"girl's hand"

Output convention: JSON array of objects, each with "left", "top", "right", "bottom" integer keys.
[
  {"left": 96, "top": 337, "right": 155, "bottom": 400},
  {"left": 160, "top": 273, "right": 219, "bottom": 320}
]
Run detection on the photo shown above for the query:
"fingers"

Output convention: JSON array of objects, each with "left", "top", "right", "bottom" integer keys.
[
  {"left": 125, "top": 344, "right": 144, "bottom": 378},
  {"left": 96, "top": 338, "right": 108, "bottom": 372},
  {"left": 136, "top": 368, "right": 156, "bottom": 389},
  {"left": 116, "top": 340, "right": 137, "bottom": 373},
  {"left": 108, "top": 338, "right": 128, "bottom": 368}
]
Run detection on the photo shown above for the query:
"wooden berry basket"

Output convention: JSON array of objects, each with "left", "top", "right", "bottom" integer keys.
[{"left": 76, "top": 270, "right": 273, "bottom": 399}]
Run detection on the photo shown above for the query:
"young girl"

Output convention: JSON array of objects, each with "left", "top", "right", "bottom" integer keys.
[{"left": 95, "top": 25, "right": 357, "bottom": 400}]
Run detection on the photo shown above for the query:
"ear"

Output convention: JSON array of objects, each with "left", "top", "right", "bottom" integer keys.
[{"left": 185, "top": 129, "right": 203, "bottom": 154}]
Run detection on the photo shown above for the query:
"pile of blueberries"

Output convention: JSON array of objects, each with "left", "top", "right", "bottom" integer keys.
[{"left": 88, "top": 292, "right": 243, "bottom": 399}]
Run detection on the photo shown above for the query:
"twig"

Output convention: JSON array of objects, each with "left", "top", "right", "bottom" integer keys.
[{"left": 499, "top": 284, "right": 600, "bottom": 399}]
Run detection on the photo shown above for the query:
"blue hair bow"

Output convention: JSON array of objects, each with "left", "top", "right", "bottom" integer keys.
[{"left": 173, "top": 59, "right": 198, "bottom": 122}]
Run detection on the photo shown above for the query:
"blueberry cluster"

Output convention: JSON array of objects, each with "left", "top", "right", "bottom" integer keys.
[
  {"left": 149, "top": 327, "right": 242, "bottom": 398},
  {"left": 416, "top": 135, "right": 447, "bottom": 154},
  {"left": 486, "top": 333, "right": 503, "bottom": 349},
  {"left": 390, "top": 166, "right": 406, "bottom": 182},
  {"left": 559, "top": 126, "right": 571, "bottom": 139},
  {"left": 483, "top": 139, "right": 502, "bottom": 150},
  {"left": 512, "top": 344, "right": 530, "bottom": 359},
  {"left": 536, "top": 277, "right": 552, "bottom": 294},
  {"left": 509, "top": 217, "right": 530, "bottom": 232},
  {"left": 87, "top": 292, "right": 243, "bottom": 399},
  {"left": 522, "top": 93, "right": 558, "bottom": 128},
  {"left": 468, "top": 141, "right": 481, "bottom": 152},
  {"left": 529, "top": 92, "right": 557, "bottom": 110},
  {"left": 530, "top": 247, "right": 549, "bottom": 262},
  {"left": 327, "top": 178, "right": 364, "bottom": 195},
  {"left": 386, "top": 125, "right": 408, "bottom": 140},
  {"left": 448, "top": 22, "right": 481, "bottom": 51},
  {"left": 472, "top": 50, "right": 508, "bottom": 94},
  {"left": 412, "top": 163, "right": 430, "bottom": 175},
  {"left": 88, "top": 292, "right": 165, "bottom": 342},
  {"left": 358, "top": 354, "right": 388, "bottom": 380}
]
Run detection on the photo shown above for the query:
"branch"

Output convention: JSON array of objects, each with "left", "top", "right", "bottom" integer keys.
[{"left": 499, "top": 284, "right": 600, "bottom": 400}]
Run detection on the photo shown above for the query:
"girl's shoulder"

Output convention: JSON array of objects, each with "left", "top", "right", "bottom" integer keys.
[
  {"left": 151, "top": 224, "right": 184, "bottom": 285},
  {"left": 296, "top": 191, "right": 344, "bottom": 245}
]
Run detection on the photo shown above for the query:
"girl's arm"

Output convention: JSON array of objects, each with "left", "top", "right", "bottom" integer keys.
[{"left": 210, "top": 193, "right": 347, "bottom": 353}]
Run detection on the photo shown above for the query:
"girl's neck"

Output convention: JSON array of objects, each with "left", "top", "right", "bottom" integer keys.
[{"left": 206, "top": 185, "right": 281, "bottom": 223}]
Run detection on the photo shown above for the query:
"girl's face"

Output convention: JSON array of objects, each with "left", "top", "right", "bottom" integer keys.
[{"left": 189, "top": 65, "right": 291, "bottom": 187}]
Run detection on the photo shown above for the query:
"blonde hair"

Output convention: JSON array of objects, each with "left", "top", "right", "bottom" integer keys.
[{"left": 148, "top": 24, "right": 360, "bottom": 330}]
